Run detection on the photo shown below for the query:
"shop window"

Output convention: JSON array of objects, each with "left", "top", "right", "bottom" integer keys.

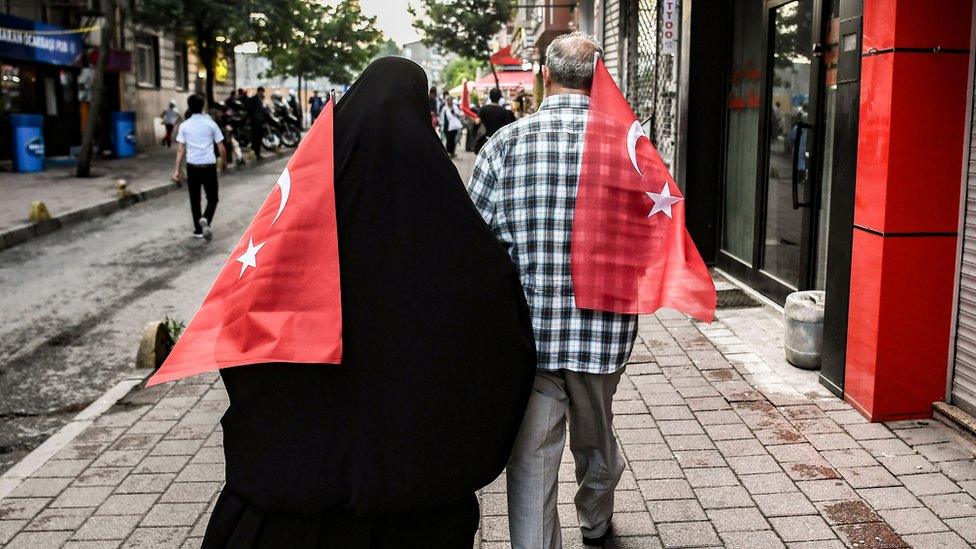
[
  {"left": 174, "top": 42, "right": 188, "bottom": 90},
  {"left": 136, "top": 34, "right": 160, "bottom": 88}
]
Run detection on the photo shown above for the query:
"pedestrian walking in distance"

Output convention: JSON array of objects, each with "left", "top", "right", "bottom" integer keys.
[
  {"left": 475, "top": 87, "right": 516, "bottom": 153},
  {"left": 245, "top": 86, "right": 267, "bottom": 160},
  {"left": 440, "top": 92, "right": 463, "bottom": 157},
  {"left": 309, "top": 90, "right": 324, "bottom": 123},
  {"left": 172, "top": 94, "right": 226, "bottom": 241},
  {"left": 468, "top": 33, "right": 635, "bottom": 548},
  {"left": 160, "top": 99, "right": 181, "bottom": 147}
]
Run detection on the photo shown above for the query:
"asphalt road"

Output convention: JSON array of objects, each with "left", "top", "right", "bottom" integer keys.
[{"left": 0, "top": 157, "right": 288, "bottom": 474}]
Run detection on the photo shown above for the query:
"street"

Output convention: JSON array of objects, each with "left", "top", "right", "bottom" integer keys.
[{"left": 0, "top": 158, "right": 288, "bottom": 474}]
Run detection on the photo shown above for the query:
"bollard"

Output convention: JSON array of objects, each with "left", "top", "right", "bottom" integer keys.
[
  {"left": 29, "top": 201, "right": 51, "bottom": 222},
  {"left": 135, "top": 320, "right": 173, "bottom": 371},
  {"left": 116, "top": 179, "right": 133, "bottom": 200},
  {"left": 784, "top": 290, "right": 825, "bottom": 370}
]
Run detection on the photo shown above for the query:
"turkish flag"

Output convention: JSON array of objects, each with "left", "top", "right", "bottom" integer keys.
[
  {"left": 460, "top": 80, "right": 478, "bottom": 120},
  {"left": 147, "top": 100, "right": 342, "bottom": 385},
  {"left": 571, "top": 59, "right": 715, "bottom": 321}
]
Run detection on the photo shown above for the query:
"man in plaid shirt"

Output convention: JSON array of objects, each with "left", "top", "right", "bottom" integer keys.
[{"left": 468, "top": 33, "right": 638, "bottom": 548}]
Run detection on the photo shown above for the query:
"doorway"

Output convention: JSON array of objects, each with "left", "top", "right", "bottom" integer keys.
[{"left": 719, "top": 0, "right": 840, "bottom": 303}]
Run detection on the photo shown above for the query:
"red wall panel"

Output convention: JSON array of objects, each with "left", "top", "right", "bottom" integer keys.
[
  {"left": 864, "top": 0, "right": 972, "bottom": 52},
  {"left": 854, "top": 52, "right": 969, "bottom": 233},
  {"left": 846, "top": 233, "right": 958, "bottom": 421}
]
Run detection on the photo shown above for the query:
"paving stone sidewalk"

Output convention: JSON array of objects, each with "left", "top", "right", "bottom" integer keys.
[
  {"left": 2, "top": 304, "right": 976, "bottom": 548},
  {"left": 0, "top": 148, "right": 177, "bottom": 235}
]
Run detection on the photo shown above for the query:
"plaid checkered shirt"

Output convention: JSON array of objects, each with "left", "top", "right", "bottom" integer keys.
[{"left": 468, "top": 93, "right": 638, "bottom": 375}]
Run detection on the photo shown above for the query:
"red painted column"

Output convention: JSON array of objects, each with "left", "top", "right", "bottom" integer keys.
[{"left": 845, "top": 0, "right": 973, "bottom": 421}]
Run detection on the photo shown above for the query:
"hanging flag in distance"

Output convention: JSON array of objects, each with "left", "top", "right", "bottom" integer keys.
[
  {"left": 460, "top": 80, "right": 479, "bottom": 120},
  {"left": 148, "top": 100, "right": 342, "bottom": 385},
  {"left": 571, "top": 57, "right": 716, "bottom": 322}
]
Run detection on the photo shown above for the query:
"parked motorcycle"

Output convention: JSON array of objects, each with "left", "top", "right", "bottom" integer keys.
[{"left": 271, "top": 94, "right": 301, "bottom": 148}]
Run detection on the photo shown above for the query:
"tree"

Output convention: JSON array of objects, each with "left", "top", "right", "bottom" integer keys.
[
  {"left": 371, "top": 38, "right": 401, "bottom": 62},
  {"left": 257, "top": 0, "right": 382, "bottom": 88},
  {"left": 77, "top": 0, "right": 117, "bottom": 178},
  {"left": 131, "top": 0, "right": 261, "bottom": 105},
  {"left": 443, "top": 57, "right": 484, "bottom": 89},
  {"left": 409, "top": 0, "right": 514, "bottom": 88}
]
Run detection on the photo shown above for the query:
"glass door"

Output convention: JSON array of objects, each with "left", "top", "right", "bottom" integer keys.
[
  {"left": 761, "top": 0, "right": 817, "bottom": 290},
  {"left": 720, "top": 0, "right": 832, "bottom": 303}
]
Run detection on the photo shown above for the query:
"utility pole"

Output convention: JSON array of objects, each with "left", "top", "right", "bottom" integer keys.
[{"left": 77, "top": 0, "right": 116, "bottom": 178}]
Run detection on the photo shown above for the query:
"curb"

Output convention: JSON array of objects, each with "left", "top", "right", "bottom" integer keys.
[
  {"left": 0, "top": 372, "right": 150, "bottom": 501},
  {"left": 0, "top": 149, "right": 289, "bottom": 253},
  {"left": 933, "top": 401, "right": 976, "bottom": 446}
]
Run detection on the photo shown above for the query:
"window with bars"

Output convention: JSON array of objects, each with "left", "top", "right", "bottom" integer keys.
[{"left": 622, "top": 0, "right": 678, "bottom": 168}]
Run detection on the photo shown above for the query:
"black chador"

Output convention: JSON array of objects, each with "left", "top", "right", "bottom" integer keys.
[{"left": 202, "top": 57, "right": 536, "bottom": 548}]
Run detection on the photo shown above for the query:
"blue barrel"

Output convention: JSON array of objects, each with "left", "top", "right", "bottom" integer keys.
[
  {"left": 110, "top": 111, "right": 137, "bottom": 158},
  {"left": 10, "top": 114, "right": 45, "bottom": 173}
]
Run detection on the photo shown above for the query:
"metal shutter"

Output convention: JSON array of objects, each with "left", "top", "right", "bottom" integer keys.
[
  {"left": 952, "top": 72, "right": 976, "bottom": 417},
  {"left": 603, "top": 0, "right": 622, "bottom": 80}
]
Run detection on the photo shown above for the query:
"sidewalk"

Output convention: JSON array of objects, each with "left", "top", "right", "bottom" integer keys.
[
  {"left": 0, "top": 146, "right": 289, "bottom": 252},
  {"left": 0, "top": 149, "right": 175, "bottom": 233},
  {"left": 2, "top": 300, "right": 974, "bottom": 548}
]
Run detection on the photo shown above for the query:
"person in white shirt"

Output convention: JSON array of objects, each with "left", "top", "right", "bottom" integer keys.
[
  {"left": 160, "top": 100, "right": 182, "bottom": 147},
  {"left": 439, "top": 92, "right": 463, "bottom": 158},
  {"left": 172, "top": 94, "right": 226, "bottom": 241}
]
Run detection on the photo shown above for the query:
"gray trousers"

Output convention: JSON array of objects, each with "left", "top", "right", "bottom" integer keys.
[{"left": 507, "top": 369, "right": 625, "bottom": 549}]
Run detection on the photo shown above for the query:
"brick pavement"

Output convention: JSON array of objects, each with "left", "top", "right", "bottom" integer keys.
[{"left": 2, "top": 303, "right": 976, "bottom": 548}]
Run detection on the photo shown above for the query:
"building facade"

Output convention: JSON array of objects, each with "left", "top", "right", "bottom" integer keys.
[
  {"left": 669, "top": 0, "right": 975, "bottom": 424},
  {"left": 124, "top": 25, "right": 235, "bottom": 149},
  {"left": 515, "top": 0, "right": 976, "bottom": 425},
  {"left": 511, "top": 0, "right": 680, "bottom": 167},
  {"left": 400, "top": 40, "right": 455, "bottom": 89},
  {"left": 0, "top": 0, "right": 236, "bottom": 161},
  {"left": 0, "top": 1, "right": 88, "bottom": 160}
]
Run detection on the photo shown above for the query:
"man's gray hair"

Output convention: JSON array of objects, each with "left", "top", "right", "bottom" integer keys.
[{"left": 544, "top": 32, "right": 604, "bottom": 90}]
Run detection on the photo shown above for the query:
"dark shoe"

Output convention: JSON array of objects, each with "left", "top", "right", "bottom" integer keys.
[
  {"left": 199, "top": 218, "right": 213, "bottom": 241},
  {"left": 582, "top": 516, "right": 612, "bottom": 546}
]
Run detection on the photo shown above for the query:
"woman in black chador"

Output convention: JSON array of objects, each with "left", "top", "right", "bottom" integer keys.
[{"left": 201, "top": 57, "right": 536, "bottom": 548}]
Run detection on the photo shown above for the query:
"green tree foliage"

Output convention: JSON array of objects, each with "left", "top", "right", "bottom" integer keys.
[
  {"left": 443, "top": 57, "right": 484, "bottom": 89},
  {"left": 371, "top": 38, "right": 401, "bottom": 61},
  {"left": 409, "top": 0, "right": 514, "bottom": 88},
  {"left": 131, "top": 0, "right": 261, "bottom": 104},
  {"left": 256, "top": 0, "right": 382, "bottom": 86}
]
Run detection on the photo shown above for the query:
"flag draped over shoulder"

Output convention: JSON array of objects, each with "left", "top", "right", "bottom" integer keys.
[
  {"left": 571, "top": 58, "right": 716, "bottom": 321},
  {"left": 148, "top": 100, "right": 342, "bottom": 386}
]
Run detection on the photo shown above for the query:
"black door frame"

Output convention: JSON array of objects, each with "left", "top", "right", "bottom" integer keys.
[{"left": 717, "top": 0, "right": 831, "bottom": 304}]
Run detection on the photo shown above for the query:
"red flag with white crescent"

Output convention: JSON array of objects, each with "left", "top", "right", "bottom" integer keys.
[
  {"left": 571, "top": 58, "right": 715, "bottom": 321},
  {"left": 148, "top": 100, "right": 342, "bottom": 385}
]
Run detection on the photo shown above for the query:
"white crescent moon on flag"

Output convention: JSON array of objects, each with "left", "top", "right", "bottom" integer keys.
[
  {"left": 627, "top": 120, "right": 648, "bottom": 178},
  {"left": 272, "top": 167, "right": 290, "bottom": 225}
]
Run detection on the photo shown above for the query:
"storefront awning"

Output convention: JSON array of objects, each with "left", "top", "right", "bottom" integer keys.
[
  {"left": 469, "top": 70, "right": 534, "bottom": 91},
  {"left": 490, "top": 45, "right": 523, "bottom": 67}
]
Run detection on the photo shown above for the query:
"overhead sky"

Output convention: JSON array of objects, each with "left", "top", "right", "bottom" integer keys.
[{"left": 358, "top": 0, "right": 421, "bottom": 46}]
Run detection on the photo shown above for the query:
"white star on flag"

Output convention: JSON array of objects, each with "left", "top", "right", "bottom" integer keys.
[
  {"left": 236, "top": 237, "right": 266, "bottom": 278},
  {"left": 645, "top": 182, "right": 683, "bottom": 219}
]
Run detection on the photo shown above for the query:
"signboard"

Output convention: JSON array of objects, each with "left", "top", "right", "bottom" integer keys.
[
  {"left": 661, "top": 0, "right": 679, "bottom": 55},
  {"left": 0, "top": 14, "right": 83, "bottom": 67},
  {"left": 89, "top": 49, "right": 133, "bottom": 72}
]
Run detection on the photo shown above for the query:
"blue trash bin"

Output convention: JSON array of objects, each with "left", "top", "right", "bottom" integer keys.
[
  {"left": 110, "top": 111, "right": 137, "bottom": 158},
  {"left": 10, "top": 114, "right": 45, "bottom": 173}
]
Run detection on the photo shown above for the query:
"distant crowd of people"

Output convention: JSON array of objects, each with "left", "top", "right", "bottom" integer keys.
[{"left": 428, "top": 85, "right": 531, "bottom": 158}]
